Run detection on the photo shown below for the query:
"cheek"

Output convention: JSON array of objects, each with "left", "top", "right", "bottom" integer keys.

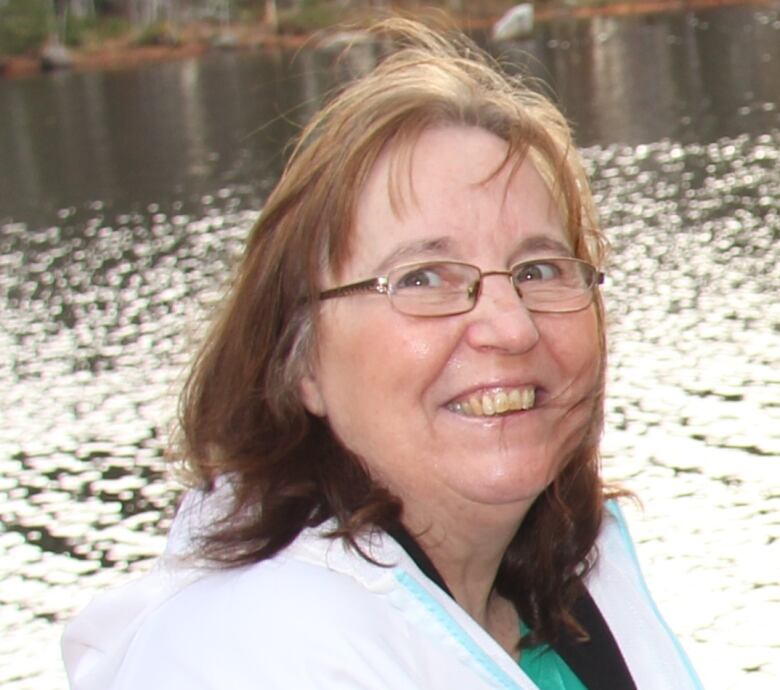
[
  {"left": 323, "top": 309, "right": 451, "bottom": 380},
  {"left": 316, "top": 319, "right": 376, "bottom": 407},
  {"left": 545, "top": 309, "right": 601, "bottom": 385},
  {"left": 314, "top": 311, "right": 454, "bottom": 437},
  {"left": 538, "top": 310, "right": 602, "bottom": 462},
  {"left": 405, "top": 334, "right": 436, "bottom": 362}
]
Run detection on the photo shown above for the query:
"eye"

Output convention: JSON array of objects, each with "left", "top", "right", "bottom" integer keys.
[
  {"left": 394, "top": 264, "right": 449, "bottom": 290},
  {"left": 514, "top": 261, "right": 561, "bottom": 282}
]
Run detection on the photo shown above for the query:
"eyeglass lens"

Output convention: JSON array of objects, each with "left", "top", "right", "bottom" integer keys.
[{"left": 387, "top": 259, "right": 596, "bottom": 316}]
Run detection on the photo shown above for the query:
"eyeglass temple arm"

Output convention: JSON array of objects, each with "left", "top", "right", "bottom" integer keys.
[{"left": 320, "top": 277, "right": 389, "bottom": 301}]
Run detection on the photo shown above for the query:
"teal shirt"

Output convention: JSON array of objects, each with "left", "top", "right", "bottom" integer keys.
[{"left": 518, "top": 624, "right": 589, "bottom": 690}]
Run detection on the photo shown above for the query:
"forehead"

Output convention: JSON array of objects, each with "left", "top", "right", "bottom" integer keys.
[{"left": 345, "top": 125, "right": 566, "bottom": 276}]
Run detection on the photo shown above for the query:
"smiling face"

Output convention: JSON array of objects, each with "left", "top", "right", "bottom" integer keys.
[{"left": 300, "top": 126, "right": 601, "bottom": 533}]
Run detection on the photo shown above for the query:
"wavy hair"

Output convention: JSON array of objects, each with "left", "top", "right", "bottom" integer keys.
[{"left": 178, "top": 17, "right": 615, "bottom": 648}]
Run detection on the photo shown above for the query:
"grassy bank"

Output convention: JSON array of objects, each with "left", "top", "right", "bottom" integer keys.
[{"left": 0, "top": 0, "right": 766, "bottom": 78}]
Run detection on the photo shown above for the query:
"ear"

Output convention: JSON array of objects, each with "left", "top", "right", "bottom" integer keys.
[{"left": 299, "top": 370, "right": 326, "bottom": 417}]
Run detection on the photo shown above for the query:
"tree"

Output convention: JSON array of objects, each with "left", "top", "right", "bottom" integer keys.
[{"left": 265, "top": 0, "right": 277, "bottom": 31}]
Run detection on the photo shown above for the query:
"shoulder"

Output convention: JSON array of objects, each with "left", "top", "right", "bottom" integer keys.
[
  {"left": 589, "top": 500, "right": 706, "bottom": 689},
  {"left": 146, "top": 550, "right": 395, "bottom": 634},
  {"left": 68, "top": 490, "right": 440, "bottom": 690},
  {"left": 111, "top": 550, "right": 422, "bottom": 689},
  {"left": 597, "top": 499, "right": 642, "bottom": 574}
]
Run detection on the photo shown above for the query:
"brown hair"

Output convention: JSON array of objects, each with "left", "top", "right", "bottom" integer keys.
[{"left": 178, "top": 18, "right": 614, "bottom": 647}]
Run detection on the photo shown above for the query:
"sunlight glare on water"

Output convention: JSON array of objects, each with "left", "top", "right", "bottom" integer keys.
[{"left": 2, "top": 131, "right": 777, "bottom": 690}]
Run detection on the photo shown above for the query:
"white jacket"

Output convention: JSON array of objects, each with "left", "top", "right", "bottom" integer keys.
[{"left": 62, "top": 490, "right": 704, "bottom": 689}]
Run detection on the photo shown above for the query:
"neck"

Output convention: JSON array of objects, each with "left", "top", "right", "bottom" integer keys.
[
  {"left": 418, "top": 520, "right": 513, "bottom": 619},
  {"left": 401, "top": 501, "right": 529, "bottom": 653}
]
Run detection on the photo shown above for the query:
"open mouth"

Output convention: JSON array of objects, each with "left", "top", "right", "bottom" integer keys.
[{"left": 446, "top": 386, "right": 536, "bottom": 418}]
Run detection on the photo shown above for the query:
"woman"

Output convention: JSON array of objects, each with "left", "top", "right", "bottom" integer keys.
[{"left": 63, "top": 19, "right": 703, "bottom": 690}]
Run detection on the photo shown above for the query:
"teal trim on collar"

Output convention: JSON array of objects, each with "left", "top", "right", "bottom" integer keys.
[
  {"left": 394, "top": 570, "right": 526, "bottom": 690},
  {"left": 605, "top": 501, "right": 705, "bottom": 690}
]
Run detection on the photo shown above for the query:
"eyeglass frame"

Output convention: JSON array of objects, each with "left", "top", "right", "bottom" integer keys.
[{"left": 318, "top": 257, "right": 604, "bottom": 317}]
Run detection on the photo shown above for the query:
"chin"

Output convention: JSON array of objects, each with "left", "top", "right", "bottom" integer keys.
[{"left": 455, "top": 457, "right": 559, "bottom": 508}]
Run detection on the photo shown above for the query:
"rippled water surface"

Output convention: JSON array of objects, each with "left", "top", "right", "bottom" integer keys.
[{"left": 1, "top": 6, "right": 779, "bottom": 689}]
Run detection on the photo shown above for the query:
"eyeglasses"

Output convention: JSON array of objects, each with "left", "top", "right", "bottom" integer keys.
[{"left": 319, "top": 257, "right": 603, "bottom": 317}]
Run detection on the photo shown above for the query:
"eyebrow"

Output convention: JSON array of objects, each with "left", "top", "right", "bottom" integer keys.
[
  {"left": 374, "top": 237, "right": 455, "bottom": 274},
  {"left": 512, "top": 236, "right": 573, "bottom": 259},
  {"left": 373, "top": 233, "right": 573, "bottom": 275}
]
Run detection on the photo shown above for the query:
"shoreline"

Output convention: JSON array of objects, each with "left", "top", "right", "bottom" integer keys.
[{"left": 0, "top": 0, "right": 768, "bottom": 79}]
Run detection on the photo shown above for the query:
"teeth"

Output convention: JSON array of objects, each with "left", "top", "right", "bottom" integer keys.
[{"left": 451, "top": 387, "right": 535, "bottom": 417}]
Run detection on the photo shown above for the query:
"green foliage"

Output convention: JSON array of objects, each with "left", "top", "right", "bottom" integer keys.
[
  {"left": 135, "top": 22, "right": 181, "bottom": 47},
  {"left": 277, "top": 1, "right": 348, "bottom": 35},
  {"left": 92, "top": 16, "right": 132, "bottom": 41},
  {"left": 63, "top": 15, "right": 94, "bottom": 47},
  {"left": 0, "top": 0, "right": 50, "bottom": 55},
  {"left": 233, "top": 0, "right": 266, "bottom": 23},
  {"left": 65, "top": 15, "right": 130, "bottom": 48}
]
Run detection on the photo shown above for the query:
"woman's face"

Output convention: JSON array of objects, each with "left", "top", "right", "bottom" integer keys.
[{"left": 300, "top": 126, "right": 601, "bottom": 531}]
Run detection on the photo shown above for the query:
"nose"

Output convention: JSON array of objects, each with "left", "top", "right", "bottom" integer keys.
[{"left": 464, "top": 273, "right": 540, "bottom": 354}]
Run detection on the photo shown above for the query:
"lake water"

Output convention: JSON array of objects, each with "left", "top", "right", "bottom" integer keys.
[{"left": 1, "top": 5, "right": 778, "bottom": 689}]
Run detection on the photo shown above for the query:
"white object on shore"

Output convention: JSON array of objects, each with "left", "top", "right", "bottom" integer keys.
[
  {"left": 492, "top": 4, "right": 535, "bottom": 41},
  {"left": 40, "top": 43, "right": 73, "bottom": 71},
  {"left": 211, "top": 31, "right": 239, "bottom": 50}
]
